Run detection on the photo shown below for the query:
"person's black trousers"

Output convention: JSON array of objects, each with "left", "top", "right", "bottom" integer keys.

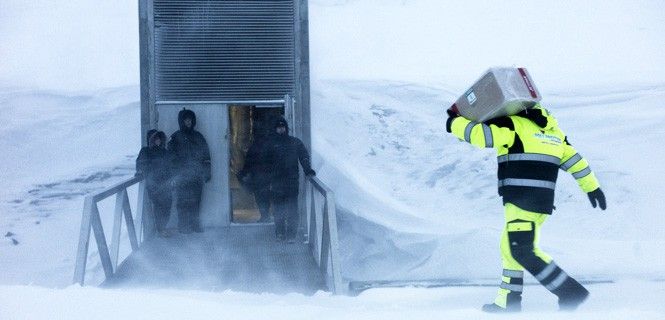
[
  {"left": 254, "top": 186, "right": 272, "bottom": 221},
  {"left": 148, "top": 187, "right": 172, "bottom": 232},
  {"left": 176, "top": 178, "right": 203, "bottom": 230},
  {"left": 272, "top": 191, "right": 299, "bottom": 239}
]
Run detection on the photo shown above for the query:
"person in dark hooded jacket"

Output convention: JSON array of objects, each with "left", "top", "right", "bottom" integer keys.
[
  {"left": 268, "top": 117, "right": 315, "bottom": 242},
  {"left": 238, "top": 131, "right": 274, "bottom": 223},
  {"left": 136, "top": 130, "right": 175, "bottom": 237},
  {"left": 168, "top": 109, "right": 211, "bottom": 234}
]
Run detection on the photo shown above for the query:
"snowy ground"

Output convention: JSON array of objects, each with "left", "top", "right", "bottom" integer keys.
[
  {"left": 312, "top": 79, "right": 665, "bottom": 283},
  {"left": 2, "top": 80, "right": 664, "bottom": 318},
  {"left": 2, "top": 281, "right": 665, "bottom": 319},
  {"left": 1, "top": 0, "right": 665, "bottom": 317},
  {"left": 3, "top": 81, "right": 663, "bottom": 287},
  {"left": 0, "top": 86, "right": 140, "bottom": 287}
]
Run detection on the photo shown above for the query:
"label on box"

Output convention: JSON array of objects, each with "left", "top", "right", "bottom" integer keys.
[{"left": 466, "top": 91, "right": 477, "bottom": 105}]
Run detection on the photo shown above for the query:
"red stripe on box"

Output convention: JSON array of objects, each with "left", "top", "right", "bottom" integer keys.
[{"left": 518, "top": 68, "right": 538, "bottom": 98}]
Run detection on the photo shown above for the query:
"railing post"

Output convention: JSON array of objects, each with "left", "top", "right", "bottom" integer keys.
[
  {"left": 320, "top": 200, "right": 331, "bottom": 275},
  {"left": 73, "top": 176, "right": 144, "bottom": 285},
  {"left": 308, "top": 183, "right": 318, "bottom": 258},
  {"left": 298, "top": 177, "right": 345, "bottom": 294},
  {"left": 303, "top": 179, "right": 311, "bottom": 243},
  {"left": 73, "top": 196, "right": 95, "bottom": 285},
  {"left": 110, "top": 190, "right": 126, "bottom": 270},
  {"left": 136, "top": 181, "right": 148, "bottom": 242},
  {"left": 123, "top": 189, "right": 139, "bottom": 251},
  {"left": 90, "top": 202, "right": 114, "bottom": 279},
  {"left": 325, "top": 191, "right": 343, "bottom": 294}
]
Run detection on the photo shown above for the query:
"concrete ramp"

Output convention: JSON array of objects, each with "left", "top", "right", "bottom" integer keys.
[{"left": 103, "top": 225, "right": 326, "bottom": 295}]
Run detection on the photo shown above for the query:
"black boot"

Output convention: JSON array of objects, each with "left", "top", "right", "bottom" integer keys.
[
  {"left": 481, "top": 302, "right": 521, "bottom": 313},
  {"left": 553, "top": 278, "right": 589, "bottom": 311},
  {"left": 482, "top": 294, "right": 522, "bottom": 313}
]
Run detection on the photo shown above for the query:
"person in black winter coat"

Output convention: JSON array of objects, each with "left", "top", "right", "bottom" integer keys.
[
  {"left": 136, "top": 130, "right": 175, "bottom": 237},
  {"left": 168, "top": 109, "right": 211, "bottom": 234},
  {"left": 238, "top": 132, "right": 274, "bottom": 223},
  {"left": 269, "top": 117, "right": 315, "bottom": 242}
]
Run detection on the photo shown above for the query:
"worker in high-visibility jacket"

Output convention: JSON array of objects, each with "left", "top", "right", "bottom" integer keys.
[{"left": 446, "top": 104, "right": 607, "bottom": 312}]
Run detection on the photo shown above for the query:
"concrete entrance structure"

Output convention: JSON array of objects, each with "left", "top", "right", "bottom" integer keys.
[
  {"left": 75, "top": 1, "right": 342, "bottom": 295},
  {"left": 139, "top": 0, "right": 311, "bottom": 227}
]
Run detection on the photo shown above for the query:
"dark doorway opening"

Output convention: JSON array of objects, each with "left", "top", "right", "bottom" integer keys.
[{"left": 229, "top": 105, "right": 284, "bottom": 223}]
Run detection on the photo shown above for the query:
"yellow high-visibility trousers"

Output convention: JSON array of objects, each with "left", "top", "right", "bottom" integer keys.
[{"left": 494, "top": 203, "right": 553, "bottom": 308}]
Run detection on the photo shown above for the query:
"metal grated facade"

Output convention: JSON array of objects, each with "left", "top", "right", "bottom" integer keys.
[{"left": 153, "top": 0, "right": 296, "bottom": 101}]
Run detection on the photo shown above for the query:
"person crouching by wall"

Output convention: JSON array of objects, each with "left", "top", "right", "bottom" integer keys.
[{"left": 136, "top": 129, "right": 175, "bottom": 238}]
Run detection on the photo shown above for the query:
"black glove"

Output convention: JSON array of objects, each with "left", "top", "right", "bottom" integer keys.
[
  {"left": 305, "top": 169, "right": 316, "bottom": 177},
  {"left": 445, "top": 107, "right": 459, "bottom": 133},
  {"left": 587, "top": 188, "right": 607, "bottom": 210},
  {"left": 446, "top": 108, "right": 459, "bottom": 119},
  {"left": 446, "top": 108, "right": 459, "bottom": 133}
]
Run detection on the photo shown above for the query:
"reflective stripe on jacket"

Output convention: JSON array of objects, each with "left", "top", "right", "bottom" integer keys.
[{"left": 449, "top": 105, "right": 600, "bottom": 214}]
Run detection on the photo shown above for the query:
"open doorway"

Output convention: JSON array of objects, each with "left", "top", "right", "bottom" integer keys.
[{"left": 228, "top": 105, "right": 284, "bottom": 224}]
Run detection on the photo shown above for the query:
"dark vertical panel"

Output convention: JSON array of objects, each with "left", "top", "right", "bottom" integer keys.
[{"left": 153, "top": 0, "right": 296, "bottom": 101}]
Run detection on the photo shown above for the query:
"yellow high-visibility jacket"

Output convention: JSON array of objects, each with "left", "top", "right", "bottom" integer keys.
[{"left": 446, "top": 105, "right": 600, "bottom": 214}]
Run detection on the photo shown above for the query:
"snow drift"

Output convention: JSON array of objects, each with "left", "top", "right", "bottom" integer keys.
[{"left": 0, "top": 1, "right": 664, "bottom": 314}]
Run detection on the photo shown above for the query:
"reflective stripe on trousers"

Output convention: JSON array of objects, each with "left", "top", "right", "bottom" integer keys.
[
  {"left": 536, "top": 261, "right": 571, "bottom": 291},
  {"left": 503, "top": 269, "right": 524, "bottom": 278},
  {"left": 500, "top": 282, "right": 523, "bottom": 292}
]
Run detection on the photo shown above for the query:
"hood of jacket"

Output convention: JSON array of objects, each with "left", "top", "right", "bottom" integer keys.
[
  {"left": 146, "top": 129, "right": 158, "bottom": 146},
  {"left": 178, "top": 108, "right": 197, "bottom": 131},
  {"left": 515, "top": 104, "right": 558, "bottom": 130},
  {"left": 274, "top": 116, "right": 289, "bottom": 135},
  {"left": 149, "top": 131, "right": 167, "bottom": 147}
]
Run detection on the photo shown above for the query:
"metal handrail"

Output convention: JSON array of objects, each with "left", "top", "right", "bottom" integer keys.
[
  {"left": 73, "top": 171, "right": 342, "bottom": 291},
  {"left": 305, "top": 176, "right": 344, "bottom": 294},
  {"left": 73, "top": 175, "right": 148, "bottom": 285}
]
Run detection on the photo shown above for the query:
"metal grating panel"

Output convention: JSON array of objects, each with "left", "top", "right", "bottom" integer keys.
[{"left": 154, "top": 0, "right": 295, "bottom": 101}]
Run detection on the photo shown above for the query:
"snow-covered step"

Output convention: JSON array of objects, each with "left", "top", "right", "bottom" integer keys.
[{"left": 103, "top": 225, "right": 326, "bottom": 295}]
